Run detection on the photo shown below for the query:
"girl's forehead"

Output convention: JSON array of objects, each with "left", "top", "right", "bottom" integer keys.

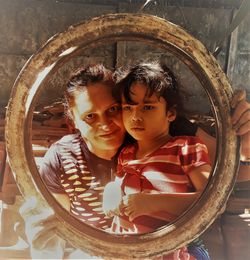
[{"left": 122, "top": 83, "right": 162, "bottom": 104}]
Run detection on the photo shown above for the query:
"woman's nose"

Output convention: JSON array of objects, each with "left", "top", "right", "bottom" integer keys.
[
  {"left": 99, "top": 116, "right": 113, "bottom": 131},
  {"left": 100, "top": 124, "right": 112, "bottom": 131}
]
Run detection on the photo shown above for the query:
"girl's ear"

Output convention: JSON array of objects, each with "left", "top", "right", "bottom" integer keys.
[{"left": 167, "top": 108, "right": 177, "bottom": 122}]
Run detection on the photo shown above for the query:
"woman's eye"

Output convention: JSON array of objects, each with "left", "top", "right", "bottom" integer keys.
[
  {"left": 108, "top": 105, "right": 120, "bottom": 113},
  {"left": 107, "top": 105, "right": 121, "bottom": 116},
  {"left": 84, "top": 114, "right": 96, "bottom": 122},
  {"left": 143, "top": 105, "right": 154, "bottom": 110}
]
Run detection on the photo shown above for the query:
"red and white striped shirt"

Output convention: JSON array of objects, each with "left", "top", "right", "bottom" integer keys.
[{"left": 113, "top": 135, "right": 210, "bottom": 234}]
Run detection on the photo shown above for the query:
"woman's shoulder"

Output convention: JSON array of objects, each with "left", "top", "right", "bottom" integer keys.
[
  {"left": 49, "top": 133, "right": 82, "bottom": 155},
  {"left": 57, "top": 132, "right": 81, "bottom": 144}
]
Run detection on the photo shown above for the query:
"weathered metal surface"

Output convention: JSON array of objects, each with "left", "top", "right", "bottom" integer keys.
[{"left": 5, "top": 13, "right": 240, "bottom": 258}]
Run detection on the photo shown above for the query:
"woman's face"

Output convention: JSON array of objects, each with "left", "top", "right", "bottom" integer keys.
[{"left": 71, "top": 82, "right": 126, "bottom": 159}]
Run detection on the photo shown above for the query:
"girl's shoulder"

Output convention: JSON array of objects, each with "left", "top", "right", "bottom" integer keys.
[
  {"left": 165, "top": 135, "right": 204, "bottom": 147},
  {"left": 120, "top": 143, "right": 137, "bottom": 155}
]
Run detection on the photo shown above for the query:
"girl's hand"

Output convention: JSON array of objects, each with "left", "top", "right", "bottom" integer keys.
[
  {"left": 102, "top": 181, "right": 122, "bottom": 217},
  {"left": 122, "top": 192, "right": 155, "bottom": 221}
]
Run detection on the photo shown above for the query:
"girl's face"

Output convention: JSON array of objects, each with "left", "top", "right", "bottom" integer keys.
[
  {"left": 71, "top": 82, "right": 126, "bottom": 159},
  {"left": 121, "top": 82, "right": 176, "bottom": 142}
]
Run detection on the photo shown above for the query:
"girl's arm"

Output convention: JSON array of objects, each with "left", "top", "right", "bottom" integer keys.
[{"left": 122, "top": 164, "right": 211, "bottom": 221}]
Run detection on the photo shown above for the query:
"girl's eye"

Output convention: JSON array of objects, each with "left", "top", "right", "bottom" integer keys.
[
  {"left": 143, "top": 105, "right": 154, "bottom": 110},
  {"left": 122, "top": 105, "right": 131, "bottom": 111}
]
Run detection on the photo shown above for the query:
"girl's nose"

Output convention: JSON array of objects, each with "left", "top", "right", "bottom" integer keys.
[{"left": 131, "top": 110, "right": 142, "bottom": 122}]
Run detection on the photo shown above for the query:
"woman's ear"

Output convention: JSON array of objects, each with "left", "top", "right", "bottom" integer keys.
[
  {"left": 65, "top": 113, "right": 77, "bottom": 133},
  {"left": 67, "top": 108, "right": 79, "bottom": 131},
  {"left": 167, "top": 108, "right": 177, "bottom": 122}
]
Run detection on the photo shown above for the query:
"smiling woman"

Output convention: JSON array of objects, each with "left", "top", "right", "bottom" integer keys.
[
  {"left": 65, "top": 65, "right": 125, "bottom": 160},
  {"left": 5, "top": 13, "right": 239, "bottom": 258}
]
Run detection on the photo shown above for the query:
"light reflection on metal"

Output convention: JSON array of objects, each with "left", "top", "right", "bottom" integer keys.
[
  {"left": 59, "top": 46, "right": 78, "bottom": 57},
  {"left": 139, "top": 0, "right": 154, "bottom": 12},
  {"left": 25, "top": 62, "right": 56, "bottom": 116}
]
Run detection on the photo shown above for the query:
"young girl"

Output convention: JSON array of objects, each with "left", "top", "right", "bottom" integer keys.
[{"left": 103, "top": 61, "right": 211, "bottom": 259}]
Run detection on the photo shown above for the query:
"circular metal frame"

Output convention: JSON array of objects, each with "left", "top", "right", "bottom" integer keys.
[{"left": 5, "top": 13, "right": 239, "bottom": 258}]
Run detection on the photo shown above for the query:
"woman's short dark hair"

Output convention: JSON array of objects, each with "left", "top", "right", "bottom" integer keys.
[
  {"left": 65, "top": 64, "right": 114, "bottom": 107},
  {"left": 113, "top": 61, "right": 182, "bottom": 111},
  {"left": 64, "top": 64, "right": 114, "bottom": 121}
]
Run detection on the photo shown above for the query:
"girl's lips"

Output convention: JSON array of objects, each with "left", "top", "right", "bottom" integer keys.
[{"left": 130, "top": 127, "right": 144, "bottom": 131}]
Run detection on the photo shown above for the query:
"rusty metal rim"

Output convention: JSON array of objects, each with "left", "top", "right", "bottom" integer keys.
[{"left": 5, "top": 13, "right": 240, "bottom": 258}]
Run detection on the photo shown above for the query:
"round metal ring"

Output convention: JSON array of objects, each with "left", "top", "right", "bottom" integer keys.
[{"left": 5, "top": 13, "right": 240, "bottom": 258}]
